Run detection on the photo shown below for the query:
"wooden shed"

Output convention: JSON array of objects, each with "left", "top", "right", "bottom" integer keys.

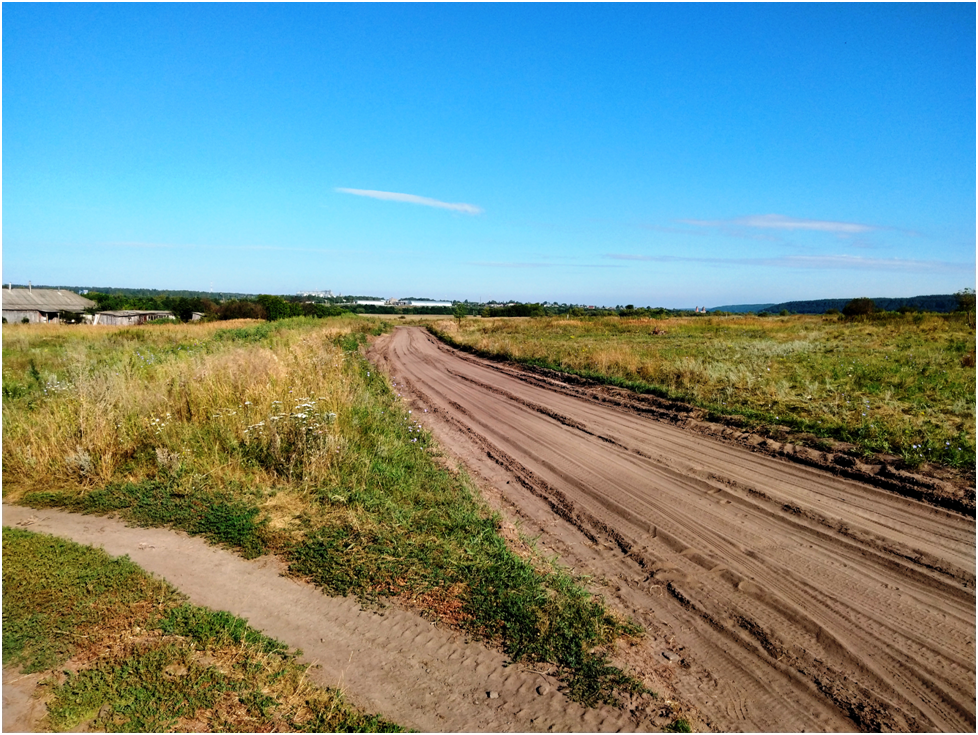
[{"left": 93, "top": 310, "right": 177, "bottom": 326}]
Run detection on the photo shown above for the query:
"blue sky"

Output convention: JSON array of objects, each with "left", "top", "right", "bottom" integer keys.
[{"left": 3, "top": 3, "right": 975, "bottom": 307}]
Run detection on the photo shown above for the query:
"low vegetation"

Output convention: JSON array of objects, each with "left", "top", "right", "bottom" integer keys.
[
  {"left": 430, "top": 312, "right": 976, "bottom": 471},
  {"left": 2, "top": 317, "right": 645, "bottom": 706},
  {"left": 2, "top": 527, "right": 401, "bottom": 732}
]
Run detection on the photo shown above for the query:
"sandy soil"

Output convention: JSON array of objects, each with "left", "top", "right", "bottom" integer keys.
[{"left": 368, "top": 326, "right": 976, "bottom": 733}]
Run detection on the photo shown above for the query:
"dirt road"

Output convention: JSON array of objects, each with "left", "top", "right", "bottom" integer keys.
[{"left": 370, "top": 327, "right": 976, "bottom": 732}]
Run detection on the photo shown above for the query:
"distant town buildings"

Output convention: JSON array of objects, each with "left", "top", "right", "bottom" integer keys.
[
  {"left": 297, "top": 290, "right": 335, "bottom": 298},
  {"left": 344, "top": 297, "right": 454, "bottom": 308},
  {"left": 395, "top": 300, "right": 453, "bottom": 308}
]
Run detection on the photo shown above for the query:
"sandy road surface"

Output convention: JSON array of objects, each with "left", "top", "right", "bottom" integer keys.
[{"left": 370, "top": 327, "right": 976, "bottom": 733}]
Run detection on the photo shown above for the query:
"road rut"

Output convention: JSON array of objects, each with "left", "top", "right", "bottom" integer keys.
[{"left": 370, "top": 326, "right": 976, "bottom": 732}]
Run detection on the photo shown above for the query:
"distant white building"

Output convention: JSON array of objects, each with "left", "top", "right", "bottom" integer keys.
[
  {"left": 397, "top": 300, "right": 453, "bottom": 308},
  {"left": 297, "top": 290, "right": 334, "bottom": 298}
]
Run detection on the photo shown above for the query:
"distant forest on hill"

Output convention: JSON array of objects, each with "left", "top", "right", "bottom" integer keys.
[
  {"left": 712, "top": 294, "right": 961, "bottom": 314},
  {"left": 11, "top": 285, "right": 258, "bottom": 300}
]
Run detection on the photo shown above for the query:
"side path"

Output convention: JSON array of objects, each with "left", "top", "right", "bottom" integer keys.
[{"left": 1, "top": 504, "right": 640, "bottom": 733}]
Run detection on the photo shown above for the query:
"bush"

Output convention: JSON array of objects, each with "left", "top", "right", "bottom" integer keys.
[
  {"left": 842, "top": 298, "right": 876, "bottom": 319},
  {"left": 216, "top": 299, "right": 268, "bottom": 320}
]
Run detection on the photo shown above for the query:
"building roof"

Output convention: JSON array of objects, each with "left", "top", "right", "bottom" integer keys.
[
  {"left": 97, "top": 310, "right": 175, "bottom": 317},
  {"left": 1, "top": 288, "right": 96, "bottom": 312}
]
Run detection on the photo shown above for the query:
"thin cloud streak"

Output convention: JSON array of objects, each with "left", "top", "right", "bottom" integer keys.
[
  {"left": 102, "top": 241, "right": 358, "bottom": 255},
  {"left": 681, "top": 214, "right": 875, "bottom": 234},
  {"left": 336, "top": 188, "right": 483, "bottom": 215},
  {"left": 471, "top": 261, "right": 625, "bottom": 269},
  {"left": 606, "top": 253, "right": 971, "bottom": 273}
]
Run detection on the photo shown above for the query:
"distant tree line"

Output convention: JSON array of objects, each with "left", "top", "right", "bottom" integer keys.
[
  {"left": 724, "top": 294, "right": 963, "bottom": 316},
  {"left": 84, "top": 292, "right": 348, "bottom": 322},
  {"left": 28, "top": 285, "right": 257, "bottom": 300},
  {"left": 346, "top": 304, "right": 455, "bottom": 315},
  {"left": 481, "top": 303, "right": 547, "bottom": 317}
]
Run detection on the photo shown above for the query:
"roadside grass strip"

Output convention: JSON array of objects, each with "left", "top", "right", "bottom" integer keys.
[
  {"left": 429, "top": 314, "right": 976, "bottom": 471},
  {"left": 3, "top": 317, "right": 648, "bottom": 706},
  {"left": 2, "top": 527, "right": 402, "bottom": 733}
]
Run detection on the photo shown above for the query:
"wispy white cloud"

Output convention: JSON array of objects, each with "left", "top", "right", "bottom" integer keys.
[
  {"left": 606, "top": 253, "right": 972, "bottom": 273},
  {"left": 336, "top": 188, "right": 483, "bottom": 215},
  {"left": 680, "top": 214, "right": 876, "bottom": 234},
  {"left": 102, "top": 241, "right": 359, "bottom": 255},
  {"left": 471, "top": 261, "right": 625, "bottom": 269}
]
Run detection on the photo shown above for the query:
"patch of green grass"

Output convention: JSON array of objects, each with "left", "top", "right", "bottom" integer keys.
[
  {"left": 213, "top": 322, "right": 274, "bottom": 342},
  {"left": 157, "top": 604, "right": 288, "bottom": 654},
  {"left": 46, "top": 643, "right": 233, "bottom": 732},
  {"left": 663, "top": 717, "right": 693, "bottom": 732},
  {"left": 23, "top": 481, "right": 270, "bottom": 559},
  {"left": 2, "top": 527, "right": 403, "bottom": 733},
  {"left": 2, "top": 527, "right": 173, "bottom": 673}
]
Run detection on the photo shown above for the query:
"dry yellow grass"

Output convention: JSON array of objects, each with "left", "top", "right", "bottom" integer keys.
[{"left": 2, "top": 319, "right": 365, "bottom": 509}]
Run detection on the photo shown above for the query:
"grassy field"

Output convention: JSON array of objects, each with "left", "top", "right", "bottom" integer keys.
[
  {"left": 429, "top": 313, "right": 976, "bottom": 471},
  {"left": 3, "top": 527, "right": 401, "bottom": 732},
  {"left": 2, "top": 317, "right": 644, "bottom": 706}
]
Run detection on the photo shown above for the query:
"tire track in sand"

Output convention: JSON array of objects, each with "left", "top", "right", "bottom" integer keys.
[{"left": 369, "top": 326, "right": 976, "bottom": 733}]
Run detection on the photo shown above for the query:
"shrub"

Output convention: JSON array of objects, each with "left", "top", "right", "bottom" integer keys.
[{"left": 842, "top": 297, "right": 876, "bottom": 318}]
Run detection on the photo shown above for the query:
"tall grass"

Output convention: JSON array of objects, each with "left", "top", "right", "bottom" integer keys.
[
  {"left": 2, "top": 319, "right": 386, "bottom": 497},
  {"left": 432, "top": 314, "right": 976, "bottom": 470},
  {"left": 2, "top": 317, "right": 644, "bottom": 705}
]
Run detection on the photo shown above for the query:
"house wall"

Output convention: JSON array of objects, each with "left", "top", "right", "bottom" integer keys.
[
  {"left": 95, "top": 313, "right": 176, "bottom": 326},
  {"left": 2, "top": 309, "right": 55, "bottom": 324},
  {"left": 96, "top": 314, "right": 141, "bottom": 326}
]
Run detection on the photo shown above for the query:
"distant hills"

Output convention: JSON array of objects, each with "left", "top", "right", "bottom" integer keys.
[{"left": 710, "top": 294, "right": 960, "bottom": 314}]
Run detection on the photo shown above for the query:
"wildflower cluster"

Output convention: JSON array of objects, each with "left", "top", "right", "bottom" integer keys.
[
  {"left": 243, "top": 397, "right": 338, "bottom": 438},
  {"left": 132, "top": 349, "right": 159, "bottom": 367},
  {"left": 42, "top": 376, "right": 74, "bottom": 396},
  {"left": 148, "top": 413, "right": 172, "bottom": 436},
  {"left": 403, "top": 411, "right": 428, "bottom": 444}
]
